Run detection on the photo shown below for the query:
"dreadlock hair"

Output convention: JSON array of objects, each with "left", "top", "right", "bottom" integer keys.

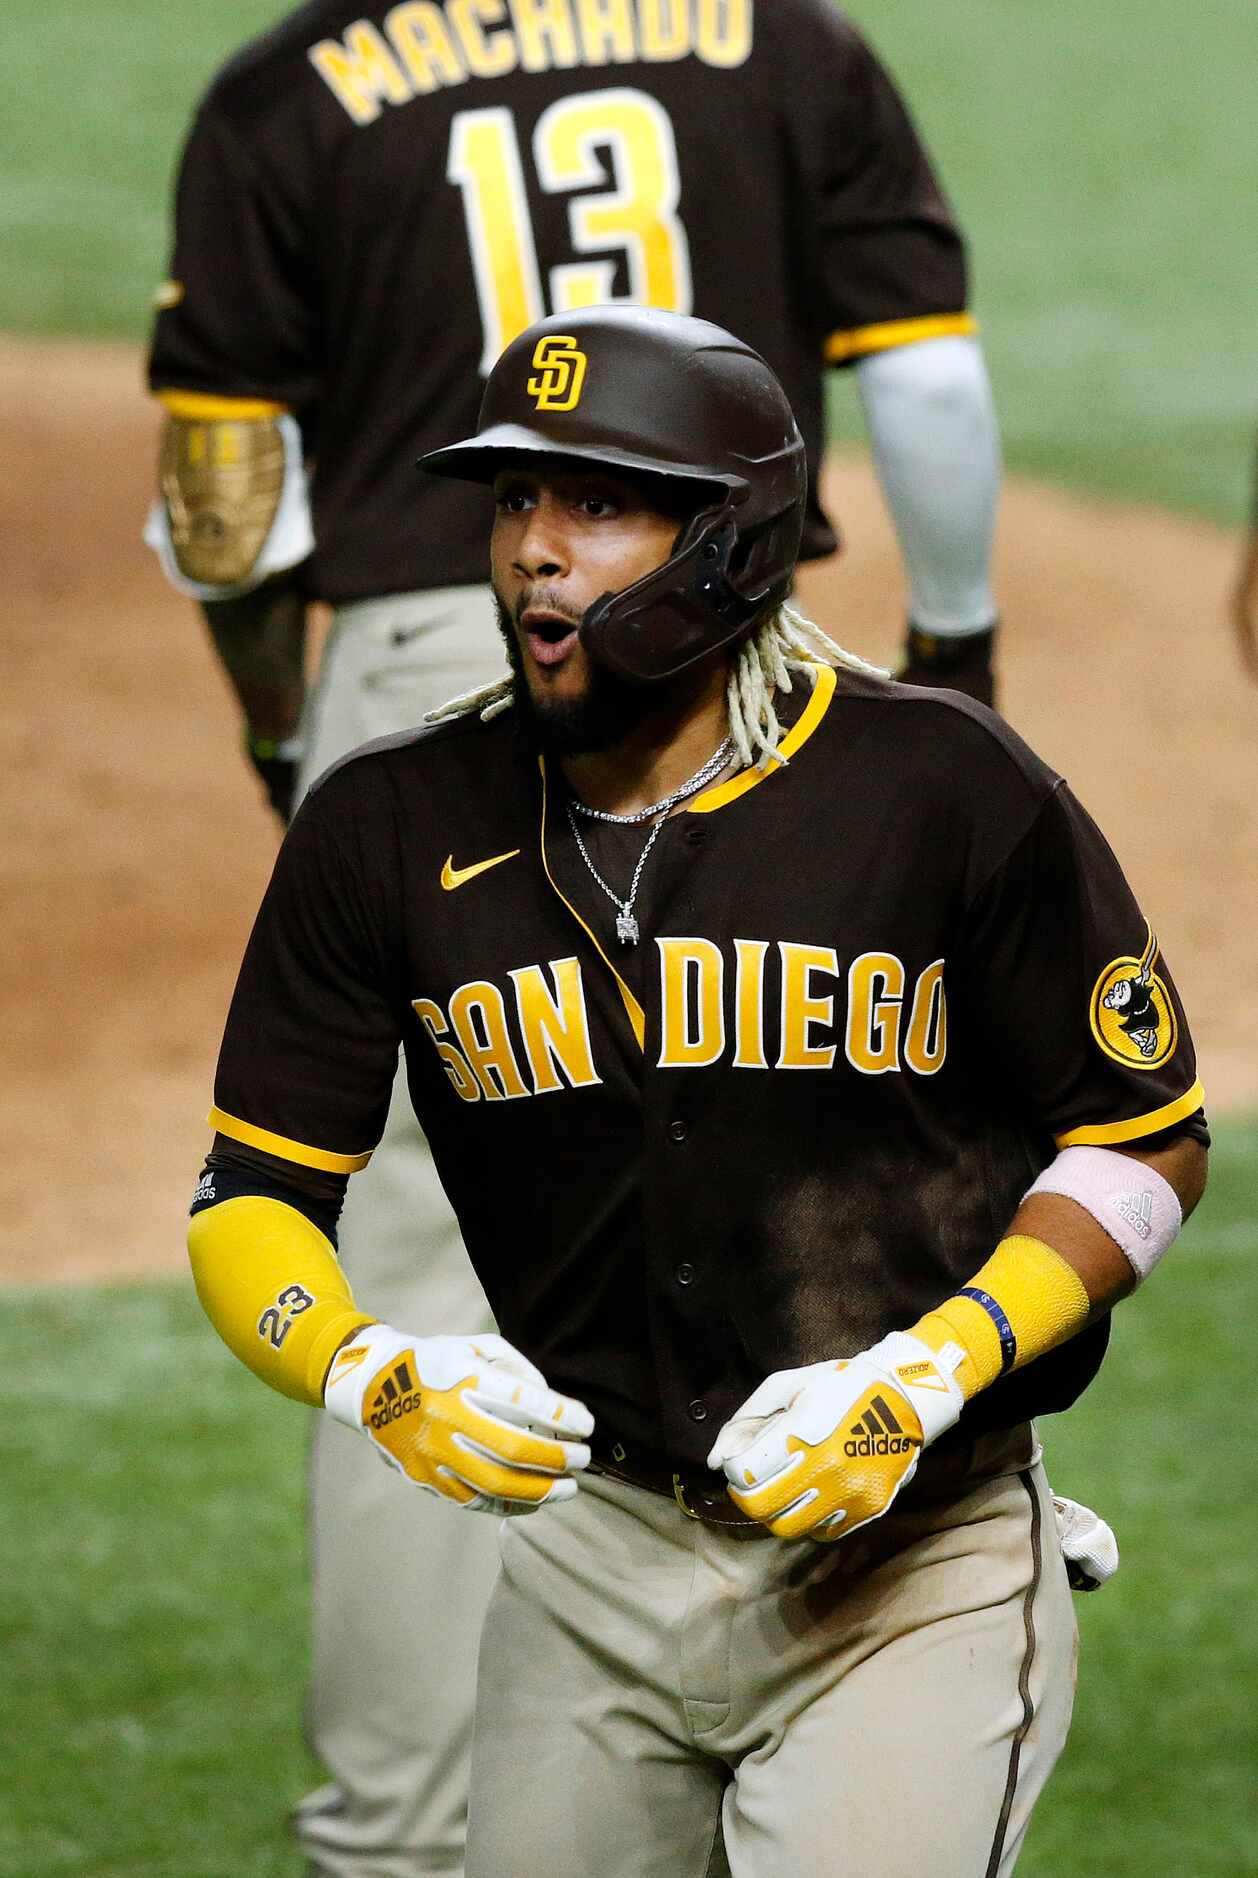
[
  {"left": 723, "top": 602, "right": 887, "bottom": 770},
  {"left": 422, "top": 602, "right": 888, "bottom": 771}
]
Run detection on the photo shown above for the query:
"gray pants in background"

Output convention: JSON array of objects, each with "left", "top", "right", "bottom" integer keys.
[{"left": 291, "top": 587, "right": 507, "bottom": 1878}]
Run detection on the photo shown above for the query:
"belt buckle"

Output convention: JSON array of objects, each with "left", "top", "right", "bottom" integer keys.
[{"left": 671, "top": 1472, "right": 702, "bottom": 1520}]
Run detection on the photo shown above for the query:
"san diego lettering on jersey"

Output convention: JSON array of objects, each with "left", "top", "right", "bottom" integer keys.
[
  {"left": 310, "top": 0, "right": 754, "bottom": 124},
  {"left": 413, "top": 941, "right": 946, "bottom": 1103},
  {"left": 208, "top": 674, "right": 1203, "bottom": 1459}
]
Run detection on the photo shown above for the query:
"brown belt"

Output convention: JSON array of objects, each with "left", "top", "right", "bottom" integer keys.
[
  {"left": 589, "top": 1443, "right": 758, "bottom": 1527},
  {"left": 588, "top": 1420, "right": 1037, "bottom": 1533}
]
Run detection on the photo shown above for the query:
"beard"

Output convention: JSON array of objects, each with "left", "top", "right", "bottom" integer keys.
[{"left": 494, "top": 591, "right": 652, "bottom": 756}]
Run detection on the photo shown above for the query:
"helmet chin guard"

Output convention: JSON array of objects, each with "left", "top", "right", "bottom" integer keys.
[{"left": 419, "top": 306, "right": 807, "bottom": 683}]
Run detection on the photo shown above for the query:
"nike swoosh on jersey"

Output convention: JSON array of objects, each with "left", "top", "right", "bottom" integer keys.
[{"left": 441, "top": 849, "right": 521, "bottom": 891}]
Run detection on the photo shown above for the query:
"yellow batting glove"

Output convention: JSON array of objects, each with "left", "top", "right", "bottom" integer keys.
[
  {"left": 707, "top": 1334, "right": 966, "bottom": 1542},
  {"left": 324, "top": 1325, "right": 594, "bottom": 1516}
]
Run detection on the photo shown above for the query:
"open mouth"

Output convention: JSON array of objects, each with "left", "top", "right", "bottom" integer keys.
[{"left": 521, "top": 608, "right": 580, "bottom": 668}]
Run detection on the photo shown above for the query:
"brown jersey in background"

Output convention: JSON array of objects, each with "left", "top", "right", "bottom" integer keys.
[{"left": 148, "top": 0, "right": 973, "bottom": 601}]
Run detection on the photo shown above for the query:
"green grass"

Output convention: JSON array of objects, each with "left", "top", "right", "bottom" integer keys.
[
  {"left": 0, "top": 1, "right": 282, "bottom": 339},
  {"left": 1, "top": 0, "right": 1253, "bottom": 520},
  {"left": 832, "top": 0, "right": 1258, "bottom": 523},
  {"left": 0, "top": 1285, "right": 317, "bottom": 1878},
  {"left": 1016, "top": 1113, "right": 1258, "bottom": 1875},
  {"left": 1, "top": 1117, "right": 1254, "bottom": 1875}
]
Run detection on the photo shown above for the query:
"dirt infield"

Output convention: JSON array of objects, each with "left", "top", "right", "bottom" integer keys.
[{"left": 3, "top": 334, "right": 1253, "bottom": 1287}]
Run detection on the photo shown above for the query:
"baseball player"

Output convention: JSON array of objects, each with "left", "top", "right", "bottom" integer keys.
[
  {"left": 146, "top": 6, "right": 1006, "bottom": 1870},
  {"left": 1231, "top": 417, "right": 1258, "bottom": 676},
  {"left": 187, "top": 307, "right": 1206, "bottom": 1876}
]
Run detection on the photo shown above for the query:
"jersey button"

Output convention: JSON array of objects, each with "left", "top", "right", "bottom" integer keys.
[
  {"left": 687, "top": 1398, "right": 709, "bottom": 1423},
  {"left": 668, "top": 1120, "right": 689, "bottom": 1143},
  {"left": 675, "top": 1262, "right": 695, "bottom": 1286}
]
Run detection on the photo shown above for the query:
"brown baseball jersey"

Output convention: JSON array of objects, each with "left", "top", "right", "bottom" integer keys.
[
  {"left": 200, "top": 666, "right": 1205, "bottom": 1468},
  {"left": 148, "top": 0, "right": 973, "bottom": 601}
]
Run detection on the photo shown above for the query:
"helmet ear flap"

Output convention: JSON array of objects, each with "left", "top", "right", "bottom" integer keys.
[
  {"left": 731, "top": 516, "right": 780, "bottom": 587},
  {"left": 727, "top": 509, "right": 797, "bottom": 618}
]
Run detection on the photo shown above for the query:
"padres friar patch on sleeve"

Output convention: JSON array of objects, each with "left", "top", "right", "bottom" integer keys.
[{"left": 1089, "top": 923, "right": 1177, "bottom": 1069}]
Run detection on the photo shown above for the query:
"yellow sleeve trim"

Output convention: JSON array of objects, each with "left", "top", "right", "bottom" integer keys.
[
  {"left": 538, "top": 758, "right": 646, "bottom": 1051},
  {"left": 1054, "top": 1079, "right": 1205, "bottom": 1148},
  {"left": 188, "top": 1195, "right": 375, "bottom": 1405},
  {"left": 688, "top": 663, "right": 837, "bottom": 814},
  {"left": 157, "top": 389, "right": 290, "bottom": 421},
  {"left": 208, "top": 1105, "right": 374, "bottom": 1175},
  {"left": 824, "top": 312, "right": 978, "bottom": 365}
]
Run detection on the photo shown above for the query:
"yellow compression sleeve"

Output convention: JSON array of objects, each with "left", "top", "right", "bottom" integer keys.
[
  {"left": 910, "top": 1234, "right": 1092, "bottom": 1400},
  {"left": 187, "top": 1196, "right": 376, "bottom": 1406}
]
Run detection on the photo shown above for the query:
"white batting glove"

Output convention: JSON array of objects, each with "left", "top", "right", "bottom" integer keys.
[
  {"left": 324, "top": 1325, "right": 593, "bottom": 1516},
  {"left": 707, "top": 1332, "right": 966, "bottom": 1541},
  {"left": 1053, "top": 1495, "right": 1120, "bottom": 1591}
]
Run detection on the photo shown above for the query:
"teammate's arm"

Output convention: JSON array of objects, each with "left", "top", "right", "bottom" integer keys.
[
  {"left": 146, "top": 91, "right": 320, "bottom": 819},
  {"left": 855, "top": 335, "right": 1000, "bottom": 701},
  {"left": 145, "top": 391, "right": 314, "bottom": 822},
  {"left": 794, "top": 15, "right": 1002, "bottom": 700},
  {"left": 710, "top": 1133, "right": 1206, "bottom": 1540},
  {"left": 201, "top": 580, "right": 308, "bottom": 823},
  {"left": 1229, "top": 418, "right": 1258, "bottom": 678}
]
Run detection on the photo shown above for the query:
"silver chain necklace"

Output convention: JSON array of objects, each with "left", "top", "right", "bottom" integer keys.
[{"left": 565, "top": 735, "right": 735, "bottom": 945}]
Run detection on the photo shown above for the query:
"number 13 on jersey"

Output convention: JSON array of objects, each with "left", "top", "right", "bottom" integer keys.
[{"left": 448, "top": 87, "right": 693, "bottom": 372}]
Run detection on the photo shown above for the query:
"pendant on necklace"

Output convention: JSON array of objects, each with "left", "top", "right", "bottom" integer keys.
[{"left": 616, "top": 911, "right": 640, "bottom": 945}]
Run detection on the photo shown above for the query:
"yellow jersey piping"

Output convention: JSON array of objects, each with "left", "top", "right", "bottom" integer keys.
[
  {"left": 208, "top": 1105, "right": 374, "bottom": 1174},
  {"left": 1053, "top": 1079, "right": 1205, "bottom": 1148},
  {"left": 824, "top": 312, "right": 978, "bottom": 366},
  {"left": 537, "top": 759, "right": 646, "bottom": 1052}
]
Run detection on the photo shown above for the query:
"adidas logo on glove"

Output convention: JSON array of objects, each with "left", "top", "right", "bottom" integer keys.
[
  {"left": 369, "top": 1359, "right": 423, "bottom": 1430},
  {"left": 842, "top": 1393, "right": 919, "bottom": 1459}
]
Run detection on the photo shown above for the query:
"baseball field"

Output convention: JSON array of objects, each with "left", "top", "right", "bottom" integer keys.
[{"left": 2, "top": 0, "right": 1255, "bottom": 1872}]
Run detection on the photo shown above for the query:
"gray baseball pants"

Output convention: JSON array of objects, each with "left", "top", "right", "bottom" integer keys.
[{"left": 467, "top": 1431, "right": 1076, "bottom": 1878}]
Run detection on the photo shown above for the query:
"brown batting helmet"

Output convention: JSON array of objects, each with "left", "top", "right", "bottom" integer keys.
[{"left": 419, "top": 306, "right": 806, "bottom": 683}]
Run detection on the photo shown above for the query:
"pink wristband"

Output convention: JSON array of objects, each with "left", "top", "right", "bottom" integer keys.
[{"left": 1023, "top": 1145, "right": 1181, "bottom": 1281}]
